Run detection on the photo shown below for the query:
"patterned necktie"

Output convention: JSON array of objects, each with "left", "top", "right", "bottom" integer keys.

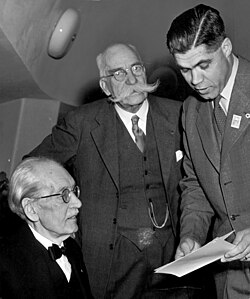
[
  {"left": 214, "top": 96, "right": 226, "bottom": 135},
  {"left": 131, "top": 115, "right": 145, "bottom": 153}
]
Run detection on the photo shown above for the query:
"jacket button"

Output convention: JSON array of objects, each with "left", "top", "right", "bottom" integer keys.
[
  {"left": 113, "top": 218, "right": 117, "bottom": 224},
  {"left": 109, "top": 244, "right": 114, "bottom": 250},
  {"left": 120, "top": 204, "right": 127, "bottom": 209},
  {"left": 230, "top": 214, "right": 239, "bottom": 221}
]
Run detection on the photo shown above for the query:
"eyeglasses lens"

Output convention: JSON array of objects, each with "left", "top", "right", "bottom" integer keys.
[
  {"left": 73, "top": 186, "right": 80, "bottom": 198},
  {"left": 62, "top": 189, "right": 70, "bottom": 203},
  {"left": 113, "top": 64, "right": 144, "bottom": 82},
  {"left": 62, "top": 186, "right": 80, "bottom": 203},
  {"left": 132, "top": 65, "right": 143, "bottom": 76},
  {"left": 114, "top": 70, "right": 126, "bottom": 81}
]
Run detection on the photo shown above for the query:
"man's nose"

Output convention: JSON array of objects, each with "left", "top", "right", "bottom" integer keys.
[
  {"left": 70, "top": 192, "right": 82, "bottom": 208},
  {"left": 125, "top": 70, "right": 137, "bottom": 85},
  {"left": 191, "top": 69, "right": 203, "bottom": 86}
]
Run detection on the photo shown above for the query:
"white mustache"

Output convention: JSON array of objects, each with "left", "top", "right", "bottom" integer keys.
[{"left": 111, "top": 80, "right": 159, "bottom": 103}]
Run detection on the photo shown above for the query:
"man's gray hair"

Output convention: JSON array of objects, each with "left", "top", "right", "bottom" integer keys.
[
  {"left": 8, "top": 157, "right": 61, "bottom": 220},
  {"left": 96, "top": 43, "right": 142, "bottom": 77}
]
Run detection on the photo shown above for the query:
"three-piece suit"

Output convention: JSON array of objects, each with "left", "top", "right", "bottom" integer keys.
[{"left": 26, "top": 95, "right": 183, "bottom": 298}]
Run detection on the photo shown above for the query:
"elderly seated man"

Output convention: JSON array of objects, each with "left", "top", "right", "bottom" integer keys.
[{"left": 0, "top": 157, "right": 93, "bottom": 299}]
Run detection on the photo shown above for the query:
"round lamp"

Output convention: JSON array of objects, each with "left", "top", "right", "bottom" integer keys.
[{"left": 48, "top": 8, "right": 81, "bottom": 59}]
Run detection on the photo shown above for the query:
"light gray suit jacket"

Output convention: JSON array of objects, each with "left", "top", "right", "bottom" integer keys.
[{"left": 180, "top": 56, "right": 250, "bottom": 245}]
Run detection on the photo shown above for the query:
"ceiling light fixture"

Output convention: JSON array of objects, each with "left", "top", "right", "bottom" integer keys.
[{"left": 48, "top": 8, "right": 81, "bottom": 59}]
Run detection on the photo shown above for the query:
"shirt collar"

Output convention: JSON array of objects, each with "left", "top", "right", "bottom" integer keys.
[
  {"left": 29, "top": 224, "right": 63, "bottom": 249},
  {"left": 221, "top": 54, "right": 239, "bottom": 101},
  {"left": 115, "top": 99, "right": 148, "bottom": 132}
]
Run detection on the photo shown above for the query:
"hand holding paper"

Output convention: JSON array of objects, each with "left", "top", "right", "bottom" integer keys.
[
  {"left": 154, "top": 231, "right": 235, "bottom": 277},
  {"left": 175, "top": 237, "right": 201, "bottom": 260}
]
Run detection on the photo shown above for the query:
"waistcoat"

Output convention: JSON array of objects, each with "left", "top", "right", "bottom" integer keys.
[{"left": 116, "top": 112, "right": 171, "bottom": 249}]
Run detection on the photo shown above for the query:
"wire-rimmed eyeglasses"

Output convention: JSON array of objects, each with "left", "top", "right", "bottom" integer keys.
[
  {"left": 101, "top": 63, "right": 145, "bottom": 82},
  {"left": 36, "top": 185, "right": 80, "bottom": 204}
]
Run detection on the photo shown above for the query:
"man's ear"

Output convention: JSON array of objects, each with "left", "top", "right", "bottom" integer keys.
[
  {"left": 99, "top": 78, "right": 111, "bottom": 97},
  {"left": 221, "top": 37, "right": 232, "bottom": 58},
  {"left": 21, "top": 197, "right": 39, "bottom": 222}
]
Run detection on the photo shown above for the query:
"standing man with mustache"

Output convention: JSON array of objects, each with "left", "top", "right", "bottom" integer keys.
[{"left": 25, "top": 43, "right": 183, "bottom": 298}]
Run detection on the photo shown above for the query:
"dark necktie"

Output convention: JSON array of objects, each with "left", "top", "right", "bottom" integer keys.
[
  {"left": 214, "top": 96, "right": 226, "bottom": 135},
  {"left": 48, "top": 243, "right": 67, "bottom": 261},
  {"left": 131, "top": 115, "right": 145, "bottom": 153}
]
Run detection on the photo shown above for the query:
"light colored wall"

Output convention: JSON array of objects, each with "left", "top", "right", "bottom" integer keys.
[
  {"left": 36, "top": 0, "right": 250, "bottom": 105},
  {"left": 0, "top": 0, "right": 249, "bottom": 105}
]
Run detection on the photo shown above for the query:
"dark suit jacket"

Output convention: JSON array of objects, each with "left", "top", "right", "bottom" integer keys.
[
  {"left": 179, "top": 56, "right": 250, "bottom": 244},
  {"left": 0, "top": 222, "right": 93, "bottom": 299},
  {"left": 26, "top": 95, "right": 183, "bottom": 298}
]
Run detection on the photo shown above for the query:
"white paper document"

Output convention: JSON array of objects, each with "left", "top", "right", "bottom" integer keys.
[{"left": 154, "top": 231, "right": 235, "bottom": 277}]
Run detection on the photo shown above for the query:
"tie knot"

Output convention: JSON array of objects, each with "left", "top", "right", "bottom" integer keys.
[
  {"left": 214, "top": 95, "right": 221, "bottom": 104},
  {"left": 131, "top": 115, "right": 139, "bottom": 125},
  {"left": 214, "top": 96, "right": 221, "bottom": 108},
  {"left": 48, "top": 243, "right": 67, "bottom": 261},
  {"left": 131, "top": 115, "right": 143, "bottom": 137}
]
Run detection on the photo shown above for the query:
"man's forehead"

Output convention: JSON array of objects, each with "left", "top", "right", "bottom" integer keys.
[
  {"left": 36, "top": 162, "right": 72, "bottom": 187},
  {"left": 174, "top": 45, "right": 214, "bottom": 67},
  {"left": 105, "top": 45, "right": 139, "bottom": 69}
]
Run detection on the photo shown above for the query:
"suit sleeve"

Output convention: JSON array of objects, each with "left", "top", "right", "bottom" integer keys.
[
  {"left": 179, "top": 101, "right": 214, "bottom": 245},
  {"left": 24, "top": 109, "right": 82, "bottom": 165}
]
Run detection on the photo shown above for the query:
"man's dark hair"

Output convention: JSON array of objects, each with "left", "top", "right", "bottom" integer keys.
[{"left": 166, "top": 4, "right": 226, "bottom": 55}]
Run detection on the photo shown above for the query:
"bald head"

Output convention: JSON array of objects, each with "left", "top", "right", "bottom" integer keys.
[{"left": 96, "top": 43, "right": 142, "bottom": 77}]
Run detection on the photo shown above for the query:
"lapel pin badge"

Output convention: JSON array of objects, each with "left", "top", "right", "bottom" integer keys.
[{"left": 231, "top": 114, "right": 242, "bottom": 129}]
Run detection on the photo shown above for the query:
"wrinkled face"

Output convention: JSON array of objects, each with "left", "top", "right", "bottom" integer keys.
[
  {"left": 101, "top": 45, "right": 147, "bottom": 112},
  {"left": 174, "top": 39, "right": 232, "bottom": 100},
  {"left": 33, "top": 163, "right": 82, "bottom": 243}
]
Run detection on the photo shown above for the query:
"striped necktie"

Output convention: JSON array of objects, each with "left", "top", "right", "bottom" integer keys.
[{"left": 131, "top": 115, "right": 145, "bottom": 153}]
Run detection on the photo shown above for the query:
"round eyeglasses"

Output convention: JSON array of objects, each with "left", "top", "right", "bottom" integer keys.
[
  {"left": 37, "top": 185, "right": 80, "bottom": 204},
  {"left": 101, "top": 63, "right": 145, "bottom": 82}
]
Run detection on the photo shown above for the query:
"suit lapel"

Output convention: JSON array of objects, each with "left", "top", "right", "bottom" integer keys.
[
  {"left": 90, "top": 101, "right": 119, "bottom": 189},
  {"left": 65, "top": 238, "right": 92, "bottom": 298},
  {"left": 196, "top": 100, "right": 220, "bottom": 172},
  {"left": 221, "top": 85, "right": 250, "bottom": 164},
  {"left": 16, "top": 223, "right": 68, "bottom": 294},
  {"left": 149, "top": 97, "right": 177, "bottom": 187}
]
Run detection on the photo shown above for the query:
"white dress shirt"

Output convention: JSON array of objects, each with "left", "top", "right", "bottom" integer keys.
[
  {"left": 29, "top": 225, "right": 72, "bottom": 282},
  {"left": 115, "top": 99, "right": 149, "bottom": 142},
  {"left": 219, "top": 54, "right": 239, "bottom": 115}
]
